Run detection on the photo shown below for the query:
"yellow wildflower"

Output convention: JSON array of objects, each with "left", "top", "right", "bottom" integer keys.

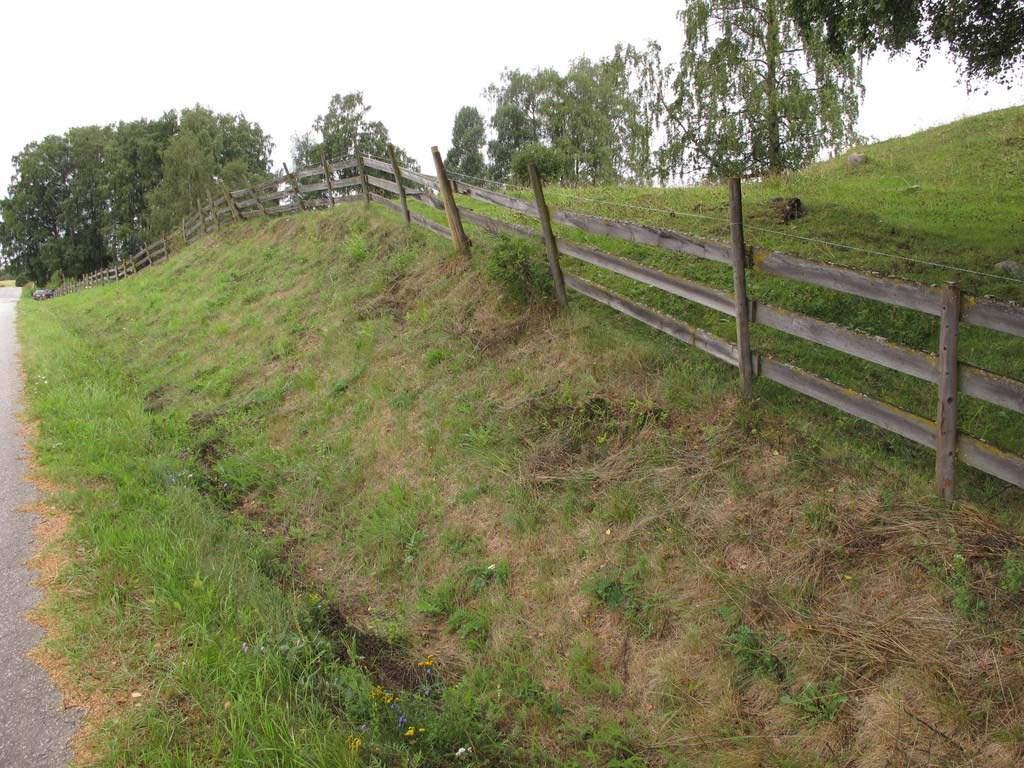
[
  {"left": 347, "top": 735, "right": 362, "bottom": 753},
  {"left": 404, "top": 726, "right": 416, "bottom": 737}
]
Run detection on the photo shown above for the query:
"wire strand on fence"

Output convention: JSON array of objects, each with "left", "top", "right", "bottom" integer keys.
[
  {"left": 543, "top": 188, "right": 1024, "bottom": 287},
  {"left": 740, "top": 223, "right": 1024, "bottom": 286}
]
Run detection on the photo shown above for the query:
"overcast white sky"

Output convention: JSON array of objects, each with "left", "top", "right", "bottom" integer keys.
[{"left": 2, "top": 0, "right": 1022, "bottom": 193}]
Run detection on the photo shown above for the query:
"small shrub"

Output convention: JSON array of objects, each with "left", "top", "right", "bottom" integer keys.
[
  {"left": 781, "top": 677, "right": 847, "bottom": 724},
  {"left": 448, "top": 608, "right": 490, "bottom": 651},
  {"left": 484, "top": 235, "right": 552, "bottom": 304},
  {"left": 424, "top": 348, "right": 447, "bottom": 367},
  {"left": 585, "top": 563, "right": 663, "bottom": 637},
  {"left": 949, "top": 553, "right": 985, "bottom": 617},
  {"left": 725, "top": 624, "right": 785, "bottom": 682},
  {"left": 1000, "top": 553, "right": 1024, "bottom": 596}
]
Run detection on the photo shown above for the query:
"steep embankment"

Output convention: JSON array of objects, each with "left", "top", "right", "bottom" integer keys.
[{"left": 19, "top": 117, "right": 1024, "bottom": 767}]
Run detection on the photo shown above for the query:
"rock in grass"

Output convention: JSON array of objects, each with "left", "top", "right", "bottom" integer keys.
[
  {"left": 995, "top": 260, "right": 1024, "bottom": 279},
  {"left": 846, "top": 153, "right": 867, "bottom": 168}
]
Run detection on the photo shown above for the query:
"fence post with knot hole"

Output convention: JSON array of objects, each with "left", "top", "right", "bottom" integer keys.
[
  {"left": 527, "top": 162, "right": 567, "bottom": 309},
  {"left": 728, "top": 177, "right": 754, "bottom": 398},
  {"left": 935, "top": 281, "right": 961, "bottom": 502}
]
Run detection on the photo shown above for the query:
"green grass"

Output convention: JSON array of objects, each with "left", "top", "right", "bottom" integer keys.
[{"left": 17, "top": 110, "right": 1024, "bottom": 767}]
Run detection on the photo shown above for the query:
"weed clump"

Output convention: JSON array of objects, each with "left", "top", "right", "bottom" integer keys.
[{"left": 484, "top": 235, "right": 552, "bottom": 304}]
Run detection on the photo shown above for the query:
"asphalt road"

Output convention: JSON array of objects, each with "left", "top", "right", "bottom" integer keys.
[{"left": 0, "top": 288, "right": 79, "bottom": 767}]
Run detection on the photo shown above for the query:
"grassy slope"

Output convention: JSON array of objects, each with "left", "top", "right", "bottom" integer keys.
[{"left": 18, "top": 112, "right": 1024, "bottom": 767}]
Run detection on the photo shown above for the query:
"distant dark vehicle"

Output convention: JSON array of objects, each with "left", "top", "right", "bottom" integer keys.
[{"left": 32, "top": 289, "right": 55, "bottom": 300}]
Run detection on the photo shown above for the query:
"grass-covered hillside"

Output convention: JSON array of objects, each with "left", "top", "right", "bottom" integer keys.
[{"left": 19, "top": 110, "right": 1024, "bottom": 767}]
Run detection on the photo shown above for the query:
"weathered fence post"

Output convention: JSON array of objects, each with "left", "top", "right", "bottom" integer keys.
[
  {"left": 357, "top": 154, "right": 371, "bottom": 206},
  {"left": 728, "top": 177, "right": 755, "bottom": 398},
  {"left": 527, "top": 162, "right": 568, "bottom": 309},
  {"left": 321, "top": 154, "right": 336, "bottom": 208},
  {"left": 207, "top": 189, "right": 221, "bottom": 230},
  {"left": 431, "top": 146, "right": 470, "bottom": 255},
  {"left": 282, "top": 163, "right": 306, "bottom": 211},
  {"left": 221, "top": 182, "right": 241, "bottom": 222},
  {"left": 388, "top": 145, "right": 411, "bottom": 225},
  {"left": 935, "top": 281, "right": 961, "bottom": 502}
]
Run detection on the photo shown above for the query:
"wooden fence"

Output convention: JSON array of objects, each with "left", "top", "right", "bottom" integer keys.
[
  {"left": 54, "top": 239, "right": 169, "bottom": 296},
  {"left": 52, "top": 148, "right": 1024, "bottom": 500}
]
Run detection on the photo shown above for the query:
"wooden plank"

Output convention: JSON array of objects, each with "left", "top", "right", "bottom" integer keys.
[
  {"left": 458, "top": 181, "right": 536, "bottom": 215},
  {"left": 528, "top": 162, "right": 567, "bottom": 308},
  {"left": 552, "top": 209, "right": 732, "bottom": 265},
  {"left": 299, "top": 180, "right": 331, "bottom": 194},
  {"left": 958, "top": 436, "right": 1024, "bottom": 489},
  {"left": 397, "top": 167, "right": 437, "bottom": 190},
  {"left": 935, "top": 283, "right": 961, "bottom": 501},
  {"left": 409, "top": 210, "right": 453, "bottom": 239},
  {"left": 258, "top": 189, "right": 291, "bottom": 203},
  {"left": 249, "top": 187, "right": 268, "bottom": 217},
  {"left": 327, "top": 157, "right": 359, "bottom": 172},
  {"left": 369, "top": 192, "right": 405, "bottom": 215},
  {"left": 332, "top": 176, "right": 364, "bottom": 190},
  {"left": 760, "top": 357, "right": 937, "bottom": 448},
  {"left": 565, "top": 274, "right": 739, "bottom": 368},
  {"left": 362, "top": 155, "right": 394, "bottom": 174},
  {"left": 754, "top": 303, "right": 937, "bottom": 381},
  {"left": 961, "top": 366, "right": 1024, "bottom": 414},
  {"left": 754, "top": 250, "right": 943, "bottom": 315},
  {"left": 962, "top": 295, "right": 1024, "bottom": 338},
  {"left": 558, "top": 239, "right": 735, "bottom": 316},
  {"left": 458, "top": 207, "right": 538, "bottom": 240},
  {"left": 293, "top": 164, "right": 325, "bottom": 181},
  {"left": 367, "top": 175, "right": 403, "bottom": 195},
  {"left": 729, "top": 178, "right": 754, "bottom": 397}
]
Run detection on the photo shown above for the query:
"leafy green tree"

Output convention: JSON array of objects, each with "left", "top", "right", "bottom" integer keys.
[
  {"left": 510, "top": 142, "right": 568, "bottom": 185},
  {"left": 445, "top": 107, "right": 487, "bottom": 180},
  {"left": 1, "top": 106, "right": 271, "bottom": 283},
  {"left": 291, "top": 92, "right": 415, "bottom": 170},
  {"left": 484, "top": 51, "right": 667, "bottom": 185},
  {"left": 106, "top": 113, "right": 178, "bottom": 256},
  {"left": 663, "top": 0, "right": 862, "bottom": 179},
  {"left": 1, "top": 136, "right": 73, "bottom": 283},
  {"left": 146, "top": 107, "right": 272, "bottom": 237},
  {"left": 790, "top": 0, "right": 1024, "bottom": 86},
  {"left": 485, "top": 69, "right": 551, "bottom": 180}
]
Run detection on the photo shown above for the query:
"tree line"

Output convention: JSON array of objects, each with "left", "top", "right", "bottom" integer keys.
[
  {"left": 2, "top": 0, "right": 1018, "bottom": 285},
  {"left": 0, "top": 94, "right": 413, "bottom": 286},
  {"left": 443, "top": 0, "right": 1022, "bottom": 185}
]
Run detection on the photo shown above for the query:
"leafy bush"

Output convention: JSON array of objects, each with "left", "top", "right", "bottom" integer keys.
[
  {"left": 1000, "top": 553, "right": 1024, "bottom": 595},
  {"left": 510, "top": 142, "right": 568, "bottom": 185},
  {"left": 484, "top": 235, "right": 552, "bottom": 304}
]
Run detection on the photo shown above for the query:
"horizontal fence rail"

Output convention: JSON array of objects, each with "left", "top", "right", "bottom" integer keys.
[{"left": 52, "top": 148, "right": 1024, "bottom": 501}]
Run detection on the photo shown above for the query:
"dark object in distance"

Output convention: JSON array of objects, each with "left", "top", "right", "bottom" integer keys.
[
  {"left": 31, "top": 289, "right": 54, "bottom": 300},
  {"left": 769, "top": 197, "right": 805, "bottom": 223}
]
